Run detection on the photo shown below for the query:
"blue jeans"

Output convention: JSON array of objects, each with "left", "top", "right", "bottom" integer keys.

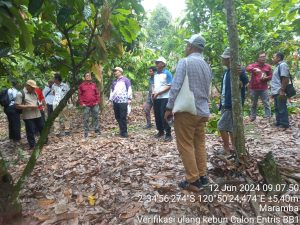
[
  {"left": 273, "top": 95, "right": 289, "bottom": 128},
  {"left": 250, "top": 89, "right": 271, "bottom": 118}
]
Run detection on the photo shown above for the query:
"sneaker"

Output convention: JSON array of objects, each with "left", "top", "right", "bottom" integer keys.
[
  {"left": 95, "top": 130, "right": 101, "bottom": 136},
  {"left": 84, "top": 132, "right": 88, "bottom": 138},
  {"left": 178, "top": 180, "right": 203, "bottom": 191},
  {"left": 154, "top": 132, "right": 164, "bottom": 138},
  {"left": 65, "top": 131, "right": 70, "bottom": 136},
  {"left": 120, "top": 133, "right": 128, "bottom": 138},
  {"left": 164, "top": 134, "right": 173, "bottom": 142},
  {"left": 199, "top": 176, "right": 209, "bottom": 187}
]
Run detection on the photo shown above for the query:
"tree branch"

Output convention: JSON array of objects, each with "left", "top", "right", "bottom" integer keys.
[
  {"left": 75, "top": 9, "right": 99, "bottom": 71},
  {"left": 59, "top": 27, "right": 76, "bottom": 74}
]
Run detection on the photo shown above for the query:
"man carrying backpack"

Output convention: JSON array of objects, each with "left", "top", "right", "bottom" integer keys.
[{"left": 1, "top": 81, "right": 21, "bottom": 142}]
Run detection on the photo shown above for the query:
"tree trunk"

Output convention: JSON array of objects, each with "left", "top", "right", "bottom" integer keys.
[
  {"left": 224, "top": 0, "right": 247, "bottom": 160},
  {"left": 0, "top": 159, "right": 22, "bottom": 222},
  {"left": 92, "top": 63, "right": 104, "bottom": 110},
  {"left": 258, "top": 152, "right": 286, "bottom": 195}
]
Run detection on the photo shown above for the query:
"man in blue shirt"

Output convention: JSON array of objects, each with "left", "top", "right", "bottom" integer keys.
[
  {"left": 152, "top": 57, "right": 173, "bottom": 141},
  {"left": 270, "top": 52, "right": 290, "bottom": 129},
  {"left": 217, "top": 47, "right": 248, "bottom": 155},
  {"left": 143, "top": 66, "right": 156, "bottom": 129}
]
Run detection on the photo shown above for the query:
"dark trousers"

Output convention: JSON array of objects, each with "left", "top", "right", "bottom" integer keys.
[
  {"left": 24, "top": 117, "right": 44, "bottom": 148},
  {"left": 35, "top": 110, "right": 45, "bottom": 134},
  {"left": 4, "top": 105, "right": 21, "bottom": 141},
  {"left": 153, "top": 98, "right": 171, "bottom": 135},
  {"left": 47, "top": 104, "right": 53, "bottom": 117},
  {"left": 113, "top": 102, "right": 128, "bottom": 135},
  {"left": 273, "top": 95, "right": 289, "bottom": 128}
]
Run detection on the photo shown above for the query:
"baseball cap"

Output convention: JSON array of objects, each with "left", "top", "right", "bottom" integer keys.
[
  {"left": 113, "top": 67, "right": 123, "bottom": 73},
  {"left": 155, "top": 56, "right": 167, "bottom": 65},
  {"left": 184, "top": 34, "right": 205, "bottom": 49},
  {"left": 26, "top": 80, "right": 38, "bottom": 88},
  {"left": 221, "top": 47, "right": 230, "bottom": 59}
]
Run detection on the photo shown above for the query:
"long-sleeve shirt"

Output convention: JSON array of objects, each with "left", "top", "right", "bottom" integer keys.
[
  {"left": 43, "top": 85, "right": 54, "bottom": 105},
  {"left": 109, "top": 76, "right": 132, "bottom": 103},
  {"left": 7, "top": 87, "right": 19, "bottom": 106},
  {"left": 78, "top": 81, "right": 100, "bottom": 106},
  {"left": 246, "top": 62, "right": 272, "bottom": 90},
  {"left": 35, "top": 88, "right": 45, "bottom": 111},
  {"left": 219, "top": 68, "right": 249, "bottom": 110},
  {"left": 52, "top": 82, "right": 70, "bottom": 106},
  {"left": 166, "top": 52, "right": 212, "bottom": 117}
]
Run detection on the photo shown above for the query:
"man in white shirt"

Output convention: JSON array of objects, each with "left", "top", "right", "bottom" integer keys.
[
  {"left": 52, "top": 73, "right": 71, "bottom": 136},
  {"left": 152, "top": 57, "right": 173, "bottom": 141},
  {"left": 42, "top": 79, "right": 54, "bottom": 117}
]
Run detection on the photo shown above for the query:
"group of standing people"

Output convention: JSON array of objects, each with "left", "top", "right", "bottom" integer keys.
[
  {"left": 2, "top": 33, "right": 293, "bottom": 192},
  {"left": 141, "top": 35, "right": 293, "bottom": 190},
  {"left": 3, "top": 74, "right": 72, "bottom": 149}
]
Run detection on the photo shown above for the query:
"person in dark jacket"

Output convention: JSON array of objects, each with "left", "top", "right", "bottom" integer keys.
[{"left": 217, "top": 47, "right": 248, "bottom": 155}]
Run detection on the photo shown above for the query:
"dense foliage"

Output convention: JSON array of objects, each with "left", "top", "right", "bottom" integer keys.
[{"left": 0, "top": 0, "right": 299, "bottom": 92}]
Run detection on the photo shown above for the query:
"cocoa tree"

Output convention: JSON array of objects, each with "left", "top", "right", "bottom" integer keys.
[{"left": 0, "top": 0, "right": 143, "bottom": 221}]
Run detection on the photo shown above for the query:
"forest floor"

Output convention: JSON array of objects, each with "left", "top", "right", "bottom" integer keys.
[{"left": 0, "top": 98, "right": 299, "bottom": 225}]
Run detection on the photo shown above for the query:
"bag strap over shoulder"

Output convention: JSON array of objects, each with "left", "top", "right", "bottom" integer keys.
[
  {"left": 185, "top": 58, "right": 188, "bottom": 77},
  {"left": 278, "top": 64, "right": 294, "bottom": 85}
]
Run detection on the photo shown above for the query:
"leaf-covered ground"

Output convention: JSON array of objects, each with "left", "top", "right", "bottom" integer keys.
[{"left": 1, "top": 99, "right": 299, "bottom": 225}]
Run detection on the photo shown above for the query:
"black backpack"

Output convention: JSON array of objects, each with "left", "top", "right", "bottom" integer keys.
[{"left": 0, "top": 88, "right": 10, "bottom": 107}]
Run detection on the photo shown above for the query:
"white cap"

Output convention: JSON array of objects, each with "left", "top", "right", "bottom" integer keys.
[
  {"left": 155, "top": 56, "right": 167, "bottom": 65},
  {"left": 113, "top": 67, "right": 123, "bottom": 73}
]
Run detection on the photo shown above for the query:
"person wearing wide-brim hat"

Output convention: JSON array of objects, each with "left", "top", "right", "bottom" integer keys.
[{"left": 15, "top": 79, "right": 44, "bottom": 149}]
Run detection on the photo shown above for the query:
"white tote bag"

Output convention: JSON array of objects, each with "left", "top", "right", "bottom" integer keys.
[{"left": 172, "top": 59, "right": 197, "bottom": 115}]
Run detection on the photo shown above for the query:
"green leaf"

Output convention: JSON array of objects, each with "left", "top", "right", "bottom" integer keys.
[
  {"left": 57, "top": 6, "right": 72, "bottom": 27},
  {"left": 119, "top": 26, "right": 132, "bottom": 43},
  {"left": 28, "top": 0, "right": 44, "bottom": 16},
  {"left": 83, "top": 4, "right": 92, "bottom": 19},
  {"left": 114, "top": 8, "right": 131, "bottom": 15},
  {"left": 292, "top": 18, "right": 300, "bottom": 34}
]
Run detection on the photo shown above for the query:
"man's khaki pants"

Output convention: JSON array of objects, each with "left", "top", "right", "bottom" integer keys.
[
  {"left": 53, "top": 104, "right": 72, "bottom": 134},
  {"left": 174, "top": 112, "right": 208, "bottom": 183}
]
